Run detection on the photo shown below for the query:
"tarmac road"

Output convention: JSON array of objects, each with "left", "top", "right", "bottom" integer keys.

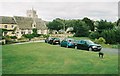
[{"left": 100, "top": 48, "right": 119, "bottom": 55}]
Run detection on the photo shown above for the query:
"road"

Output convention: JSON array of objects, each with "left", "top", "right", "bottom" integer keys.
[{"left": 101, "top": 48, "right": 119, "bottom": 55}]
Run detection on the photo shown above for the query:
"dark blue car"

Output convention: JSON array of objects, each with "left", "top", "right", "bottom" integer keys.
[{"left": 77, "top": 40, "right": 102, "bottom": 51}]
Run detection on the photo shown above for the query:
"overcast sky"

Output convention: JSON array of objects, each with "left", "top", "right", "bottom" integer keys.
[{"left": 0, "top": 0, "right": 119, "bottom": 22}]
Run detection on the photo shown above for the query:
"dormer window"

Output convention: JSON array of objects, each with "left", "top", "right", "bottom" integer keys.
[
  {"left": 4, "top": 25, "right": 7, "bottom": 28},
  {"left": 11, "top": 25, "right": 14, "bottom": 28},
  {"left": 34, "top": 25, "right": 35, "bottom": 27}
]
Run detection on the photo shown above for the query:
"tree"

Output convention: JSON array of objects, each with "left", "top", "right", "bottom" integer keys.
[
  {"left": 47, "top": 18, "right": 64, "bottom": 31},
  {"left": 97, "top": 20, "right": 114, "bottom": 33},
  {"left": 82, "top": 17, "right": 95, "bottom": 31},
  {"left": 73, "top": 20, "right": 89, "bottom": 37},
  {"left": 117, "top": 18, "right": 120, "bottom": 26},
  {"left": 32, "top": 28, "right": 40, "bottom": 37}
]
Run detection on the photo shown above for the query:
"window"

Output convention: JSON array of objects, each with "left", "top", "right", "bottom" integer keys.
[
  {"left": 11, "top": 25, "right": 14, "bottom": 28},
  {"left": 28, "top": 30, "right": 31, "bottom": 34},
  {"left": 4, "top": 25, "right": 7, "bottom": 28},
  {"left": 21, "top": 31, "right": 25, "bottom": 34}
]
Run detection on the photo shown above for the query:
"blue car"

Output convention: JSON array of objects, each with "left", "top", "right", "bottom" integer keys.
[{"left": 60, "top": 38, "right": 75, "bottom": 48}]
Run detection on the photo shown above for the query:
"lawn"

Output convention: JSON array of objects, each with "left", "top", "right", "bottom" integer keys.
[{"left": 2, "top": 42, "right": 118, "bottom": 74}]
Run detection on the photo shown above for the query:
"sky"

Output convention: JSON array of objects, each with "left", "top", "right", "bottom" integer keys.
[{"left": 0, "top": 0, "right": 119, "bottom": 22}]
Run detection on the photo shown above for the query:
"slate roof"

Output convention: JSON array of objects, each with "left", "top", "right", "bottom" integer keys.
[
  {"left": 34, "top": 18, "right": 47, "bottom": 30},
  {"left": 14, "top": 16, "right": 47, "bottom": 30},
  {"left": 14, "top": 16, "right": 33, "bottom": 30},
  {"left": 0, "top": 16, "right": 16, "bottom": 24}
]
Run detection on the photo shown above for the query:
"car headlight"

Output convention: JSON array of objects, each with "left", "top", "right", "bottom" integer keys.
[{"left": 92, "top": 46, "right": 97, "bottom": 48}]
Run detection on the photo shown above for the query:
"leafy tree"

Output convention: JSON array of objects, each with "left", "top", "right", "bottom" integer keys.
[
  {"left": 97, "top": 20, "right": 114, "bottom": 33},
  {"left": 73, "top": 20, "right": 89, "bottom": 37},
  {"left": 32, "top": 28, "right": 40, "bottom": 37},
  {"left": 101, "top": 27, "right": 120, "bottom": 44},
  {"left": 117, "top": 19, "right": 120, "bottom": 26},
  {"left": 82, "top": 17, "right": 95, "bottom": 31},
  {"left": 47, "top": 18, "right": 64, "bottom": 31}
]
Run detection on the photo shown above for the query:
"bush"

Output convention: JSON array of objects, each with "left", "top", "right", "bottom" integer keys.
[
  {"left": 3, "top": 35, "right": 18, "bottom": 44},
  {"left": 42, "top": 34, "right": 50, "bottom": 38},
  {"left": 94, "top": 37, "right": 106, "bottom": 44},
  {"left": 23, "top": 34, "right": 34, "bottom": 41},
  {"left": 101, "top": 29, "right": 116, "bottom": 44},
  {"left": 10, "top": 36, "right": 17, "bottom": 39},
  {"left": 89, "top": 31, "right": 100, "bottom": 39}
]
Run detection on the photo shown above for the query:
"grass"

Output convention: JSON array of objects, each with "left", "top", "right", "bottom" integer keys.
[{"left": 2, "top": 42, "right": 118, "bottom": 74}]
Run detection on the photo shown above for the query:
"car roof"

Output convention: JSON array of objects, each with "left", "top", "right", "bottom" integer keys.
[
  {"left": 65, "top": 38, "right": 74, "bottom": 40},
  {"left": 79, "top": 40, "right": 92, "bottom": 42}
]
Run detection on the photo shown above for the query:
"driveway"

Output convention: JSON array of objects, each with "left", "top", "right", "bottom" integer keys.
[{"left": 101, "top": 48, "right": 118, "bottom": 55}]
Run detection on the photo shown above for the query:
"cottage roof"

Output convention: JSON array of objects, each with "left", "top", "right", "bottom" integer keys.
[
  {"left": 14, "top": 16, "right": 33, "bottom": 30},
  {"left": 0, "top": 16, "right": 16, "bottom": 24},
  {"left": 14, "top": 16, "right": 47, "bottom": 30},
  {"left": 34, "top": 18, "right": 47, "bottom": 30}
]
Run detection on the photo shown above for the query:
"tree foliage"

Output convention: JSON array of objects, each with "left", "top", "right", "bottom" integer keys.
[
  {"left": 82, "top": 17, "right": 95, "bottom": 31},
  {"left": 73, "top": 20, "right": 89, "bottom": 37},
  {"left": 47, "top": 18, "right": 64, "bottom": 31},
  {"left": 97, "top": 20, "right": 114, "bottom": 33}
]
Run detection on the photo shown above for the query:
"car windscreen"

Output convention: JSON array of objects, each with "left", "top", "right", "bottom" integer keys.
[
  {"left": 67, "top": 39, "right": 74, "bottom": 42},
  {"left": 54, "top": 38, "right": 60, "bottom": 40},
  {"left": 86, "top": 40, "right": 94, "bottom": 44}
]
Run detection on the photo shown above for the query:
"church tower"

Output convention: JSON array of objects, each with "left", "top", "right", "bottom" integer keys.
[{"left": 26, "top": 8, "right": 38, "bottom": 18}]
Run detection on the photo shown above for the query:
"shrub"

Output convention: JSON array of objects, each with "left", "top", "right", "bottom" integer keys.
[
  {"left": 94, "top": 37, "right": 106, "bottom": 44},
  {"left": 42, "top": 34, "right": 50, "bottom": 38},
  {"left": 23, "top": 34, "right": 34, "bottom": 41},
  {"left": 10, "top": 36, "right": 17, "bottom": 39},
  {"left": 89, "top": 31, "right": 100, "bottom": 39},
  {"left": 3, "top": 35, "right": 18, "bottom": 44}
]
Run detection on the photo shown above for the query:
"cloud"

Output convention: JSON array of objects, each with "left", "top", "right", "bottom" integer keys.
[{"left": 0, "top": 2, "right": 118, "bottom": 22}]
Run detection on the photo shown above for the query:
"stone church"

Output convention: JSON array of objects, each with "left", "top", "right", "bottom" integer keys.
[{"left": 0, "top": 8, "right": 48, "bottom": 38}]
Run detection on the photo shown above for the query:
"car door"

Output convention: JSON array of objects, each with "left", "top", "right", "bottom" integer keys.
[
  {"left": 61, "top": 40, "right": 67, "bottom": 46},
  {"left": 82, "top": 41, "right": 88, "bottom": 50},
  {"left": 80, "top": 41, "right": 85, "bottom": 49}
]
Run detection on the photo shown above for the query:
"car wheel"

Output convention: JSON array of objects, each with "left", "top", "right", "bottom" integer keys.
[{"left": 89, "top": 47, "right": 92, "bottom": 51}]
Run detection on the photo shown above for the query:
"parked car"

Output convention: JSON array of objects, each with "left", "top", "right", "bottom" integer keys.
[
  {"left": 45, "top": 37, "right": 52, "bottom": 43},
  {"left": 76, "top": 40, "right": 102, "bottom": 51},
  {"left": 60, "top": 38, "right": 75, "bottom": 48},
  {"left": 48, "top": 38, "right": 60, "bottom": 45}
]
